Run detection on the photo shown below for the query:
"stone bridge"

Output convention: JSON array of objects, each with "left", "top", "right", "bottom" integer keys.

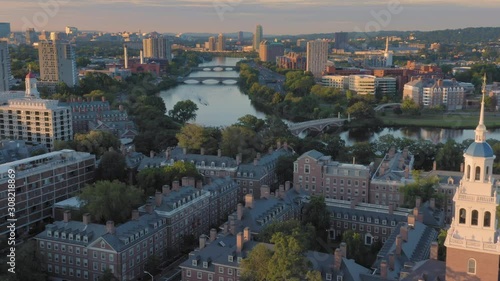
[
  {"left": 191, "top": 66, "right": 235, "bottom": 72},
  {"left": 374, "top": 103, "right": 401, "bottom": 112},
  {"left": 288, "top": 118, "right": 347, "bottom": 136},
  {"left": 178, "top": 77, "right": 239, "bottom": 85}
]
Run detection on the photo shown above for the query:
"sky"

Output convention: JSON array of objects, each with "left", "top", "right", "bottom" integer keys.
[{"left": 1, "top": 0, "right": 500, "bottom": 35}]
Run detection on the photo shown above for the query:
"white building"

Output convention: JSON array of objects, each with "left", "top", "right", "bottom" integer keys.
[
  {"left": 349, "top": 75, "right": 396, "bottom": 95},
  {"left": 321, "top": 75, "right": 349, "bottom": 89},
  {"left": 307, "top": 40, "right": 329, "bottom": 78}
]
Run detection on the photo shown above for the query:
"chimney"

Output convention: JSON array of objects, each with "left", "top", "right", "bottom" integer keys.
[
  {"left": 285, "top": 181, "right": 291, "bottom": 191},
  {"left": 131, "top": 209, "right": 139, "bottom": 220},
  {"left": 201, "top": 147, "right": 205, "bottom": 155},
  {"left": 253, "top": 158, "right": 258, "bottom": 166},
  {"left": 145, "top": 203, "right": 153, "bottom": 214},
  {"left": 268, "top": 146, "right": 273, "bottom": 154},
  {"left": 430, "top": 242, "right": 438, "bottom": 260},
  {"left": 63, "top": 210, "right": 71, "bottom": 222},
  {"left": 283, "top": 142, "right": 288, "bottom": 150},
  {"left": 260, "top": 185, "right": 270, "bottom": 199},
  {"left": 210, "top": 228, "right": 217, "bottom": 242},
  {"left": 389, "top": 253, "right": 395, "bottom": 271},
  {"left": 432, "top": 161, "right": 437, "bottom": 171},
  {"left": 106, "top": 221, "right": 115, "bottom": 234},
  {"left": 244, "top": 227, "right": 251, "bottom": 242},
  {"left": 236, "top": 232, "right": 244, "bottom": 253},
  {"left": 150, "top": 150, "right": 155, "bottom": 158},
  {"left": 276, "top": 140, "right": 281, "bottom": 149},
  {"left": 350, "top": 199, "right": 357, "bottom": 209},
  {"left": 181, "top": 177, "right": 189, "bottom": 187},
  {"left": 245, "top": 193, "right": 254, "bottom": 208},
  {"left": 218, "top": 149, "right": 222, "bottom": 157},
  {"left": 172, "top": 181, "right": 180, "bottom": 191},
  {"left": 196, "top": 180, "right": 203, "bottom": 189},
  {"left": 430, "top": 198, "right": 435, "bottom": 210},
  {"left": 400, "top": 225, "right": 408, "bottom": 242},
  {"left": 340, "top": 242, "right": 347, "bottom": 258},
  {"left": 379, "top": 166, "right": 386, "bottom": 176},
  {"left": 183, "top": 147, "right": 187, "bottom": 155},
  {"left": 236, "top": 153, "right": 242, "bottom": 165},
  {"left": 388, "top": 204, "right": 394, "bottom": 215},
  {"left": 460, "top": 163, "right": 464, "bottom": 173},
  {"left": 124, "top": 45, "right": 128, "bottom": 69},
  {"left": 237, "top": 203, "right": 244, "bottom": 220},
  {"left": 165, "top": 149, "right": 170, "bottom": 159},
  {"left": 229, "top": 216, "right": 236, "bottom": 235},
  {"left": 408, "top": 213, "right": 416, "bottom": 226},
  {"left": 82, "top": 213, "right": 91, "bottom": 225},
  {"left": 396, "top": 235, "right": 402, "bottom": 256},
  {"left": 223, "top": 223, "right": 229, "bottom": 234},
  {"left": 415, "top": 197, "right": 421, "bottom": 208},
  {"left": 140, "top": 49, "right": 144, "bottom": 64},
  {"left": 188, "top": 177, "right": 195, "bottom": 187},
  {"left": 162, "top": 185, "right": 170, "bottom": 195},
  {"left": 334, "top": 248, "right": 342, "bottom": 271},
  {"left": 278, "top": 185, "right": 285, "bottom": 199},
  {"left": 155, "top": 191, "right": 163, "bottom": 207},
  {"left": 199, "top": 235, "right": 207, "bottom": 249},
  {"left": 380, "top": 260, "right": 388, "bottom": 279}
]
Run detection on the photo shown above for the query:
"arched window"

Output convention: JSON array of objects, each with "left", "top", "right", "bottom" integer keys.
[
  {"left": 467, "top": 165, "right": 471, "bottom": 179},
  {"left": 484, "top": 211, "right": 491, "bottom": 227},
  {"left": 486, "top": 166, "right": 490, "bottom": 178},
  {"left": 468, "top": 258, "right": 476, "bottom": 274},
  {"left": 471, "top": 210, "right": 478, "bottom": 226},
  {"left": 459, "top": 209, "right": 466, "bottom": 224},
  {"left": 475, "top": 167, "right": 481, "bottom": 181}
]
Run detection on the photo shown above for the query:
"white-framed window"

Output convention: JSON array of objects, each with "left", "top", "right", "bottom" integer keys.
[
  {"left": 186, "top": 270, "right": 191, "bottom": 277},
  {"left": 219, "top": 267, "right": 224, "bottom": 273},
  {"left": 304, "top": 164, "right": 310, "bottom": 174},
  {"left": 326, "top": 273, "right": 332, "bottom": 280},
  {"left": 198, "top": 272, "right": 202, "bottom": 279},
  {"left": 468, "top": 258, "right": 476, "bottom": 274}
]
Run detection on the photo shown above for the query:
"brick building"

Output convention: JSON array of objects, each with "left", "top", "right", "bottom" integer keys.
[{"left": 403, "top": 78, "right": 466, "bottom": 110}]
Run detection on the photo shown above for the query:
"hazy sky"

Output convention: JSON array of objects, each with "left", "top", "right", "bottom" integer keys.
[{"left": 1, "top": 0, "right": 500, "bottom": 35}]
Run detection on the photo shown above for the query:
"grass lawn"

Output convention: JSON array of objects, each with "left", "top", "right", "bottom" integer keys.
[{"left": 378, "top": 112, "right": 500, "bottom": 129}]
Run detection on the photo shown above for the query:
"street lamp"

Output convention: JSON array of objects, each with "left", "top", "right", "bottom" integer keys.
[{"left": 144, "top": 271, "right": 153, "bottom": 281}]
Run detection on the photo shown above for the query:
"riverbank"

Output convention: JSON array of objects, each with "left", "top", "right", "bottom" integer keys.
[{"left": 377, "top": 112, "right": 500, "bottom": 129}]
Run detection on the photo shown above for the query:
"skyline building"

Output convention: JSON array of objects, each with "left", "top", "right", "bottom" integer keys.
[
  {"left": 208, "top": 36, "right": 216, "bottom": 51},
  {"left": 259, "top": 40, "right": 284, "bottom": 62},
  {"left": 217, "top": 33, "right": 225, "bottom": 51},
  {"left": 306, "top": 40, "right": 329, "bottom": 78},
  {"left": 384, "top": 37, "right": 394, "bottom": 67},
  {"left": 143, "top": 36, "right": 171, "bottom": 60},
  {"left": 334, "top": 32, "right": 348, "bottom": 50},
  {"left": 0, "top": 40, "right": 11, "bottom": 92},
  {"left": 38, "top": 41, "right": 78, "bottom": 87},
  {"left": 444, "top": 75, "right": 500, "bottom": 280},
  {"left": 0, "top": 23, "right": 10, "bottom": 38},
  {"left": 25, "top": 28, "right": 38, "bottom": 45},
  {"left": 253, "top": 24, "right": 263, "bottom": 51},
  {"left": 238, "top": 31, "right": 243, "bottom": 42}
]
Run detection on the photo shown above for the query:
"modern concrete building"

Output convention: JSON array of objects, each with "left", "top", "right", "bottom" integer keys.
[
  {"left": 306, "top": 40, "right": 329, "bottom": 78},
  {"left": 348, "top": 75, "right": 397, "bottom": 95},
  {"left": 143, "top": 36, "right": 171, "bottom": 60},
  {"left": 321, "top": 75, "right": 349, "bottom": 89},
  {"left": 0, "top": 150, "right": 95, "bottom": 238},
  {"left": 38, "top": 41, "right": 78, "bottom": 87},
  {"left": 276, "top": 52, "right": 306, "bottom": 70},
  {"left": 0, "top": 40, "right": 11, "bottom": 92},
  {"left": 258, "top": 40, "right": 284, "bottom": 62},
  {"left": 217, "top": 33, "right": 225, "bottom": 52},
  {"left": 253, "top": 25, "right": 263, "bottom": 51},
  {"left": 0, "top": 73, "right": 73, "bottom": 150},
  {"left": 208, "top": 36, "right": 216, "bottom": 51},
  {"left": 444, "top": 76, "right": 500, "bottom": 281},
  {"left": 293, "top": 150, "right": 372, "bottom": 203},
  {"left": 334, "top": 32, "right": 348, "bottom": 50},
  {"left": 403, "top": 78, "right": 466, "bottom": 110}
]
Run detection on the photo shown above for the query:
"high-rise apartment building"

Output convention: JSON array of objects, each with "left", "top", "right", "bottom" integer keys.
[
  {"left": 253, "top": 25, "right": 263, "bottom": 51},
  {"left": 334, "top": 32, "right": 348, "bottom": 50},
  {"left": 258, "top": 40, "right": 284, "bottom": 62},
  {"left": 0, "top": 73, "right": 73, "bottom": 149},
  {"left": 142, "top": 36, "right": 171, "bottom": 60},
  {"left": 306, "top": 40, "right": 329, "bottom": 78},
  {"left": 0, "top": 149, "right": 95, "bottom": 237},
  {"left": 238, "top": 31, "right": 243, "bottom": 42},
  {"left": 25, "top": 28, "right": 38, "bottom": 45},
  {"left": 217, "top": 33, "right": 225, "bottom": 51},
  {"left": 208, "top": 36, "right": 216, "bottom": 51},
  {"left": 0, "top": 23, "right": 10, "bottom": 38},
  {"left": 0, "top": 40, "right": 11, "bottom": 92},
  {"left": 38, "top": 41, "right": 78, "bottom": 87}
]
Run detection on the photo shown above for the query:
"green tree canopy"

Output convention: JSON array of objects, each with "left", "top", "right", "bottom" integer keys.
[
  {"left": 73, "top": 130, "right": 121, "bottom": 158},
  {"left": 176, "top": 123, "right": 207, "bottom": 151},
  {"left": 302, "top": 196, "right": 330, "bottom": 249},
  {"left": 168, "top": 100, "right": 199, "bottom": 123},
  {"left": 97, "top": 151, "right": 127, "bottom": 182},
  {"left": 0, "top": 240, "right": 47, "bottom": 281},
  {"left": 241, "top": 244, "right": 273, "bottom": 281},
  {"left": 400, "top": 171, "right": 441, "bottom": 208},
  {"left": 267, "top": 233, "right": 309, "bottom": 281},
  {"left": 346, "top": 101, "right": 375, "bottom": 119}
]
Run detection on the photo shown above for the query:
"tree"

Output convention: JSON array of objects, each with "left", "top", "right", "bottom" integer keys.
[
  {"left": 144, "top": 255, "right": 161, "bottom": 276},
  {"left": 163, "top": 161, "right": 202, "bottom": 184},
  {"left": 401, "top": 97, "right": 421, "bottom": 115},
  {"left": 305, "top": 271, "right": 323, "bottom": 281},
  {"left": 302, "top": 196, "right": 330, "bottom": 249},
  {"left": 258, "top": 220, "right": 315, "bottom": 250},
  {"left": 267, "top": 233, "right": 309, "bottom": 281},
  {"left": 346, "top": 101, "right": 375, "bottom": 119},
  {"left": 342, "top": 231, "right": 363, "bottom": 260},
  {"left": 221, "top": 125, "right": 262, "bottom": 160},
  {"left": 349, "top": 142, "right": 375, "bottom": 165},
  {"left": 437, "top": 229, "right": 447, "bottom": 261},
  {"left": 0, "top": 240, "right": 47, "bottom": 281},
  {"left": 136, "top": 168, "right": 168, "bottom": 196},
  {"left": 98, "top": 151, "right": 127, "bottom": 182},
  {"left": 99, "top": 269, "right": 119, "bottom": 281},
  {"left": 79, "top": 180, "right": 144, "bottom": 224},
  {"left": 73, "top": 131, "right": 121, "bottom": 158},
  {"left": 168, "top": 100, "right": 199, "bottom": 123},
  {"left": 435, "top": 139, "right": 464, "bottom": 171},
  {"left": 236, "top": 114, "right": 265, "bottom": 132},
  {"left": 275, "top": 155, "right": 298, "bottom": 185},
  {"left": 176, "top": 124, "right": 206, "bottom": 151},
  {"left": 76, "top": 57, "right": 92, "bottom": 68},
  {"left": 241, "top": 244, "right": 273, "bottom": 281},
  {"left": 323, "top": 135, "right": 346, "bottom": 161},
  {"left": 400, "top": 171, "right": 441, "bottom": 208}
]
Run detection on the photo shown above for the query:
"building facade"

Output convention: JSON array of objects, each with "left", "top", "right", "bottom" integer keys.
[
  {"left": 334, "top": 32, "right": 348, "bottom": 50},
  {"left": 143, "top": 36, "right": 171, "bottom": 60},
  {"left": 0, "top": 40, "right": 11, "bottom": 92},
  {"left": 217, "top": 34, "right": 225, "bottom": 52},
  {"left": 38, "top": 41, "right": 78, "bottom": 87},
  {"left": 403, "top": 78, "right": 466, "bottom": 110},
  {"left": 321, "top": 75, "right": 349, "bottom": 89},
  {"left": 276, "top": 52, "right": 306, "bottom": 70},
  {"left": 306, "top": 40, "right": 328, "bottom": 78},
  {"left": 258, "top": 41, "right": 284, "bottom": 63},
  {"left": 0, "top": 23, "right": 10, "bottom": 38},
  {"left": 0, "top": 150, "right": 95, "bottom": 238},
  {"left": 349, "top": 75, "right": 397, "bottom": 95},
  {"left": 253, "top": 25, "right": 263, "bottom": 51}
]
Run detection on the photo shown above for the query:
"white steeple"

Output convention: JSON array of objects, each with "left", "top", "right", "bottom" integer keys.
[{"left": 475, "top": 73, "right": 487, "bottom": 143}]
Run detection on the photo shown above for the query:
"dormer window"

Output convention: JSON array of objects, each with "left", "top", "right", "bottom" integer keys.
[
  {"left": 237, "top": 257, "right": 242, "bottom": 263},
  {"left": 69, "top": 234, "right": 73, "bottom": 240},
  {"left": 83, "top": 236, "right": 88, "bottom": 243},
  {"left": 326, "top": 273, "right": 332, "bottom": 280},
  {"left": 375, "top": 219, "right": 379, "bottom": 224},
  {"left": 222, "top": 162, "right": 226, "bottom": 168},
  {"left": 101, "top": 241, "right": 106, "bottom": 248},
  {"left": 47, "top": 230, "right": 52, "bottom": 237},
  {"left": 192, "top": 259, "right": 198, "bottom": 266},
  {"left": 211, "top": 162, "right": 215, "bottom": 167},
  {"left": 61, "top": 232, "right": 66, "bottom": 239},
  {"left": 54, "top": 231, "right": 59, "bottom": 238},
  {"left": 228, "top": 255, "right": 233, "bottom": 262},
  {"left": 76, "top": 234, "right": 81, "bottom": 241},
  {"left": 249, "top": 173, "right": 254, "bottom": 178},
  {"left": 203, "top": 262, "right": 208, "bottom": 268}
]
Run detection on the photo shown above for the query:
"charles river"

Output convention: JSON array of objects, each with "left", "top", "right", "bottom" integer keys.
[{"left": 160, "top": 57, "right": 500, "bottom": 146}]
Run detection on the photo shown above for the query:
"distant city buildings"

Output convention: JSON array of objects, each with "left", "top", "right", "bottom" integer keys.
[
  {"left": 253, "top": 25, "right": 263, "bottom": 51},
  {"left": 321, "top": 75, "right": 349, "bottom": 89},
  {"left": 348, "top": 75, "right": 397, "bottom": 95},
  {"left": 0, "top": 40, "right": 11, "bottom": 91},
  {"left": 258, "top": 40, "right": 284, "bottom": 62},
  {"left": 334, "top": 32, "right": 348, "bottom": 50},
  {"left": 403, "top": 78, "right": 465, "bottom": 110},
  {"left": 38, "top": 41, "right": 78, "bottom": 88},
  {"left": 276, "top": 52, "right": 306, "bottom": 70},
  {"left": 207, "top": 36, "right": 216, "bottom": 51},
  {"left": 237, "top": 31, "right": 243, "bottom": 42},
  {"left": 65, "top": 26, "right": 78, "bottom": 35},
  {"left": 217, "top": 33, "right": 225, "bottom": 51},
  {"left": 306, "top": 40, "right": 329, "bottom": 78},
  {"left": 25, "top": 28, "right": 38, "bottom": 45},
  {"left": 0, "top": 23, "right": 10, "bottom": 38},
  {"left": 143, "top": 36, "right": 171, "bottom": 60}
]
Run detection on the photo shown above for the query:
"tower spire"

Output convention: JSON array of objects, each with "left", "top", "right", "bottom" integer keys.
[{"left": 475, "top": 73, "right": 487, "bottom": 142}]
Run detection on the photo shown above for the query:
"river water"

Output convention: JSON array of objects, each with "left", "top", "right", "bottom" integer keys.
[{"left": 160, "top": 57, "right": 499, "bottom": 145}]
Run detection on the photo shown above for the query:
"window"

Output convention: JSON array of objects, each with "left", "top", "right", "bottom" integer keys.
[
  {"left": 304, "top": 165, "right": 310, "bottom": 174},
  {"left": 186, "top": 270, "right": 191, "bottom": 277},
  {"left": 475, "top": 167, "right": 481, "bottom": 181},
  {"left": 219, "top": 267, "right": 224, "bottom": 273},
  {"left": 471, "top": 210, "right": 478, "bottom": 226},
  {"left": 208, "top": 274, "right": 213, "bottom": 281},
  {"left": 459, "top": 208, "right": 466, "bottom": 224},
  {"left": 228, "top": 268, "right": 233, "bottom": 275},
  {"left": 467, "top": 258, "right": 476, "bottom": 274},
  {"left": 467, "top": 165, "right": 471, "bottom": 179},
  {"left": 484, "top": 211, "right": 491, "bottom": 227},
  {"left": 198, "top": 272, "right": 203, "bottom": 279}
]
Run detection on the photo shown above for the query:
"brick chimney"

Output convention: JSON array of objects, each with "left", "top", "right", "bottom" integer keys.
[
  {"left": 417, "top": 212, "right": 423, "bottom": 223},
  {"left": 155, "top": 191, "right": 163, "bottom": 207},
  {"left": 268, "top": 146, "right": 273, "bottom": 154},
  {"left": 253, "top": 158, "right": 258, "bottom": 166},
  {"left": 162, "top": 185, "right": 170, "bottom": 195},
  {"left": 237, "top": 203, "right": 244, "bottom": 220},
  {"left": 172, "top": 181, "right": 180, "bottom": 191},
  {"left": 396, "top": 235, "right": 402, "bottom": 256},
  {"left": 181, "top": 177, "right": 189, "bottom": 187},
  {"left": 150, "top": 150, "right": 155, "bottom": 158},
  {"left": 145, "top": 204, "right": 153, "bottom": 214},
  {"left": 188, "top": 177, "right": 195, "bottom": 187},
  {"left": 210, "top": 228, "right": 217, "bottom": 242},
  {"left": 285, "top": 181, "right": 291, "bottom": 191},
  {"left": 244, "top": 227, "right": 251, "bottom": 242},
  {"left": 256, "top": 153, "right": 261, "bottom": 160},
  {"left": 218, "top": 149, "right": 222, "bottom": 157},
  {"left": 183, "top": 147, "right": 187, "bottom": 155},
  {"left": 334, "top": 248, "right": 342, "bottom": 271},
  {"left": 236, "top": 232, "right": 244, "bottom": 253},
  {"left": 131, "top": 210, "right": 139, "bottom": 221},
  {"left": 400, "top": 225, "right": 408, "bottom": 242},
  {"left": 408, "top": 214, "right": 416, "bottom": 227},
  {"left": 460, "top": 163, "right": 464, "bottom": 173},
  {"left": 200, "top": 147, "right": 205, "bottom": 155},
  {"left": 63, "top": 210, "right": 71, "bottom": 222},
  {"left": 380, "top": 260, "right": 388, "bottom": 279},
  {"left": 82, "top": 213, "right": 91, "bottom": 225},
  {"left": 236, "top": 153, "right": 242, "bottom": 165},
  {"left": 278, "top": 185, "right": 285, "bottom": 199},
  {"left": 433, "top": 161, "right": 437, "bottom": 171},
  {"left": 245, "top": 193, "right": 254, "bottom": 208},
  {"left": 430, "top": 241, "right": 438, "bottom": 260},
  {"left": 229, "top": 216, "right": 236, "bottom": 235},
  {"left": 165, "top": 149, "right": 170, "bottom": 159},
  {"left": 106, "top": 221, "right": 115, "bottom": 234},
  {"left": 260, "top": 185, "right": 270, "bottom": 199},
  {"left": 340, "top": 242, "right": 347, "bottom": 258},
  {"left": 223, "top": 223, "right": 229, "bottom": 234},
  {"left": 199, "top": 234, "right": 207, "bottom": 249}
]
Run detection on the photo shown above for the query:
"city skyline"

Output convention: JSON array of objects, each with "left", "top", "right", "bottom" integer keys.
[{"left": 1, "top": 0, "right": 500, "bottom": 35}]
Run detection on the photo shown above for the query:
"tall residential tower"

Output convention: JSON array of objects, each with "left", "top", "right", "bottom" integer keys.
[
  {"left": 0, "top": 40, "right": 11, "bottom": 91},
  {"left": 306, "top": 40, "right": 329, "bottom": 78},
  {"left": 253, "top": 25, "right": 263, "bottom": 51},
  {"left": 38, "top": 41, "right": 78, "bottom": 87}
]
